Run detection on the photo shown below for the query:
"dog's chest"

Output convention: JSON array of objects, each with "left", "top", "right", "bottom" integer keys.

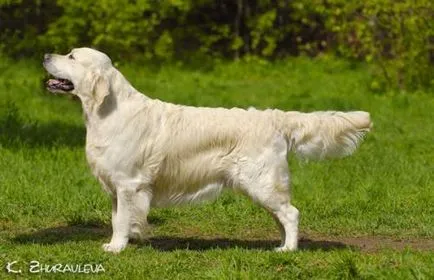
[{"left": 86, "top": 138, "right": 143, "bottom": 174}]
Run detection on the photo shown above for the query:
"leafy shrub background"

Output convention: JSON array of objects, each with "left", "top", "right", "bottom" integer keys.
[{"left": 0, "top": 0, "right": 433, "bottom": 90}]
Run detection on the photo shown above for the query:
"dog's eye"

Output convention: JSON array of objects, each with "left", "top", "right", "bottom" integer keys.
[{"left": 68, "top": 54, "right": 74, "bottom": 60}]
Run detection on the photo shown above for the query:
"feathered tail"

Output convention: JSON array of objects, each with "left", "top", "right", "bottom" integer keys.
[{"left": 282, "top": 111, "right": 372, "bottom": 160}]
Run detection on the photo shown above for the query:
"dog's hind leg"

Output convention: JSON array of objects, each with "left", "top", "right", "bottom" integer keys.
[
  {"left": 270, "top": 211, "right": 286, "bottom": 248},
  {"left": 247, "top": 183, "right": 299, "bottom": 251},
  {"left": 271, "top": 203, "right": 299, "bottom": 251},
  {"left": 242, "top": 177, "right": 299, "bottom": 251},
  {"left": 235, "top": 145, "right": 299, "bottom": 251}
]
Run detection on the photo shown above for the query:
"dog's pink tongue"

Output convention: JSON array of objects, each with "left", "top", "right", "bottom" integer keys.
[{"left": 47, "top": 79, "right": 62, "bottom": 87}]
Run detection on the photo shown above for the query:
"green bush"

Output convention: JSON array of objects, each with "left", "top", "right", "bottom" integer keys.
[
  {"left": 0, "top": 0, "right": 432, "bottom": 90},
  {"left": 323, "top": 0, "right": 434, "bottom": 91}
]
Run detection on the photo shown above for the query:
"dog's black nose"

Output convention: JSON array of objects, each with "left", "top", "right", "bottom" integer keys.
[{"left": 44, "top": 54, "right": 51, "bottom": 61}]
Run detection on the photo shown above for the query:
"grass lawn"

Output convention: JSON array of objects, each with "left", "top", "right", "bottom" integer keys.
[{"left": 0, "top": 55, "right": 433, "bottom": 279}]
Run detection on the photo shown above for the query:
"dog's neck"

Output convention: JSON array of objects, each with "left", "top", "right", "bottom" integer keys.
[
  {"left": 82, "top": 67, "right": 148, "bottom": 125},
  {"left": 109, "top": 68, "right": 140, "bottom": 100}
]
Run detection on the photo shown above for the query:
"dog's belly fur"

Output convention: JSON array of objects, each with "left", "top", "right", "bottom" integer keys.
[
  {"left": 151, "top": 182, "right": 225, "bottom": 207},
  {"left": 150, "top": 153, "right": 228, "bottom": 207}
]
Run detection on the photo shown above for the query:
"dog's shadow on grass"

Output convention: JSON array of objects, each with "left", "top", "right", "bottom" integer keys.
[
  {"left": 144, "top": 236, "right": 349, "bottom": 252},
  {"left": 12, "top": 225, "right": 110, "bottom": 244},
  {"left": 12, "top": 224, "right": 350, "bottom": 252}
]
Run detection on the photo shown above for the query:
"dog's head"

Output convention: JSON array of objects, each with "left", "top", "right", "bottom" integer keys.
[{"left": 43, "top": 47, "right": 112, "bottom": 108}]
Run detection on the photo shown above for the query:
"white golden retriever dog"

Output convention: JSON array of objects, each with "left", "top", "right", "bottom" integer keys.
[{"left": 43, "top": 48, "right": 372, "bottom": 253}]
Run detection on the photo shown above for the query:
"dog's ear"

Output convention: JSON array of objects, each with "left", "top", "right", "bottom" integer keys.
[{"left": 93, "top": 74, "right": 110, "bottom": 108}]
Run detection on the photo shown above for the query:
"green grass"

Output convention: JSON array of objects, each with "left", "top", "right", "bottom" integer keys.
[{"left": 0, "top": 55, "right": 433, "bottom": 279}]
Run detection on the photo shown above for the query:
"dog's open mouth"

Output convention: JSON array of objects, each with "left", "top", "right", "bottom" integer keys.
[{"left": 46, "top": 78, "right": 74, "bottom": 92}]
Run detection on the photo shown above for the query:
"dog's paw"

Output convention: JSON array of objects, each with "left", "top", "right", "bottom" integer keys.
[
  {"left": 102, "top": 242, "right": 127, "bottom": 253},
  {"left": 274, "top": 245, "right": 297, "bottom": 252}
]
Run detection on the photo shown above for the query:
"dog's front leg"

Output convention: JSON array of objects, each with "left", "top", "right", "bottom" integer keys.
[{"left": 103, "top": 188, "right": 133, "bottom": 253}]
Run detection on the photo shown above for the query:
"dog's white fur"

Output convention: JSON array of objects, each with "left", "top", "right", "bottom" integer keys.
[{"left": 43, "top": 48, "right": 372, "bottom": 253}]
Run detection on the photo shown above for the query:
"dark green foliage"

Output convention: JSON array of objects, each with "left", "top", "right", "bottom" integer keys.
[
  {"left": 0, "top": 0, "right": 433, "bottom": 90},
  {"left": 324, "top": 0, "right": 434, "bottom": 91}
]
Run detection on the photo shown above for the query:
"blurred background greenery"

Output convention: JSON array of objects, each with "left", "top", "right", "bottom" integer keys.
[{"left": 0, "top": 0, "right": 433, "bottom": 91}]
